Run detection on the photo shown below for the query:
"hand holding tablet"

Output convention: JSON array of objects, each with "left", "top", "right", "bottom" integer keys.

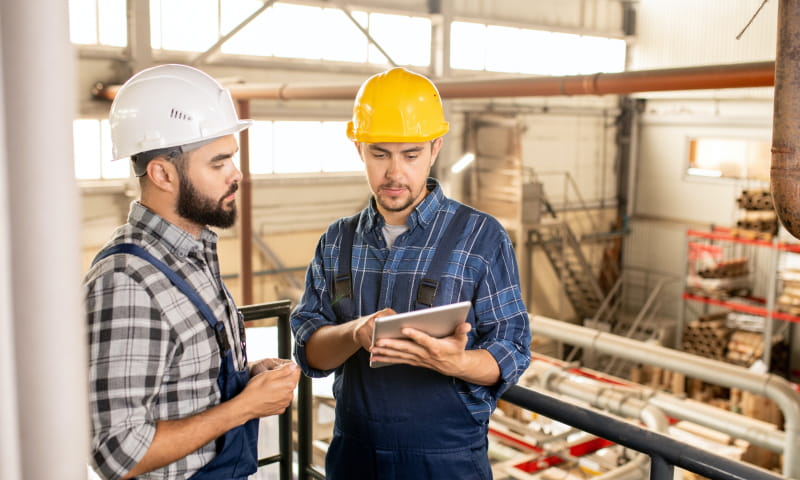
[{"left": 369, "top": 301, "right": 471, "bottom": 368}]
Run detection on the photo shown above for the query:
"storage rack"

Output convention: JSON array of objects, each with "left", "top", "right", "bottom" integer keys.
[{"left": 678, "top": 226, "right": 800, "bottom": 374}]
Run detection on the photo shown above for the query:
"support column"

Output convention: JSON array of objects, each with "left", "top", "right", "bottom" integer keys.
[
  {"left": 0, "top": 25, "right": 21, "bottom": 480},
  {"left": 0, "top": 2, "right": 87, "bottom": 480}
]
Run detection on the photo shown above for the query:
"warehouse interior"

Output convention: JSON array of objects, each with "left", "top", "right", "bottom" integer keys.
[{"left": 3, "top": 0, "right": 800, "bottom": 479}]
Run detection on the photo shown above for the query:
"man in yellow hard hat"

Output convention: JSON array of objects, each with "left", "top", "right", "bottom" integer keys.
[
  {"left": 291, "top": 67, "right": 531, "bottom": 478},
  {"left": 85, "top": 64, "right": 300, "bottom": 480}
]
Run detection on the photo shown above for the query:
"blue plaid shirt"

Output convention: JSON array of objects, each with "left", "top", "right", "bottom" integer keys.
[{"left": 291, "top": 179, "right": 531, "bottom": 422}]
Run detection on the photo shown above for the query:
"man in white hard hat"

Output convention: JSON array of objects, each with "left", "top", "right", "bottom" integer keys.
[{"left": 84, "top": 64, "right": 300, "bottom": 480}]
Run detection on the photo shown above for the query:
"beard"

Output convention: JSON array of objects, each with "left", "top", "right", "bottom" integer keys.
[
  {"left": 176, "top": 174, "right": 238, "bottom": 229},
  {"left": 376, "top": 183, "right": 423, "bottom": 213}
]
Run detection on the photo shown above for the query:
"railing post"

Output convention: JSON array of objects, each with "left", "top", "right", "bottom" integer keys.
[
  {"left": 276, "top": 309, "right": 292, "bottom": 480},
  {"left": 297, "top": 375, "right": 314, "bottom": 480},
  {"left": 650, "top": 454, "right": 674, "bottom": 480},
  {"left": 240, "top": 300, "right": 294, "bottom": 480}
]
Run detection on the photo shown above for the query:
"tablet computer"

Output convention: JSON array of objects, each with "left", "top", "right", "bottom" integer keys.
[{"left": 369, "top": 301, "right": 471, "bottom": 368}]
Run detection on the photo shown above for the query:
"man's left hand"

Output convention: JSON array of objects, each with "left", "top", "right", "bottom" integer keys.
[{"left": 369, "top": 322, "right": 472, "bottom": 376}]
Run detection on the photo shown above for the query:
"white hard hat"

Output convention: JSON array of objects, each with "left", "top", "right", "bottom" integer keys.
[{"left": 109, "top": 64, "right": 252, "bottom": 160}]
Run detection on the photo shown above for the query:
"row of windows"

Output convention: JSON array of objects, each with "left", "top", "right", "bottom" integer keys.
[
  {"left": 74, "top": 119, "right": 364, "bottom": 180},
  {"left": 71, "top": 1, "right": 626, "bottom": 179},
  {"left": 69, "top": 0, "right": 626, "bottom": 76}
]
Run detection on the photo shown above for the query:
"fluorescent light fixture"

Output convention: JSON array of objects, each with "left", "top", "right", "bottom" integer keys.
[
  {"left": 687, "top": 167, "right": 722, "bottom": 178},
  {"left": 451, "top": 152, "right": 475, "bottom": 173}
]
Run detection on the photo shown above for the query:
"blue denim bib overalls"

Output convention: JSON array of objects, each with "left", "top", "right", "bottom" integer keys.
[
  {"left": 327, "top": 206, "right": 492, "bottom": 480},
  {"left": 94, "top": 244, "right": 259, "bottom": 480}
]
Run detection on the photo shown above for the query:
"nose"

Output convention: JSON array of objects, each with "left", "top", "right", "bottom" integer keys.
[
  {"left": 231, "top": 159, "right": 243, "bottom": 184},
  {"left": 385, "top": 154, "right": 402, "bottom": 179}
]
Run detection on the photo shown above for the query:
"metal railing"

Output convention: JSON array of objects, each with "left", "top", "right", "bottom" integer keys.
[
  {"left": 501, "top": 385, "right": 787, "bottom": 480},
  {"left": 294, "top": 376, "right": 789, "bottom": 480},
  {"left": 240, "top": 299, "right": 294, "bottom": 480},
  {"left": 267, "top": 295, "right": 787, "bottom": 480}
]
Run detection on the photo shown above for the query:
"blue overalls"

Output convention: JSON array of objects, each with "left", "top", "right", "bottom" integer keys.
[
  {"left": 94, "top": 244, "right": 259, "bottom": 480},
  {"left": 327, "top": 206, "right": 493, "bottom": 480}
]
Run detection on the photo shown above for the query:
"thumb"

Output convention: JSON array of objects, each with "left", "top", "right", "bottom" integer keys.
[{"left": 455, "top": 322, "right": 471, "bottom": 337}]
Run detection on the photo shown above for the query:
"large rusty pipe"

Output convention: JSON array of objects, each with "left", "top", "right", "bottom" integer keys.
[
  {"left": 93, "top": 61, "right": 776, "bottom": 101},
  {"left": 771, "top": 0, "right": 800, "bottom": 239}
]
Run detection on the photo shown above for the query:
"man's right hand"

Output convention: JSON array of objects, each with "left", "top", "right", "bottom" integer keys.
[
  {"left": 351, "top": 308, "right": 396, "bottom": 350},
  {"left": 240, "top": 361, "right": 301, "bottom": 418}
]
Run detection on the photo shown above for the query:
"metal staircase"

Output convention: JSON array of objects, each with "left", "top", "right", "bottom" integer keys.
[{"left": 530, "top": 221, "right": 605, "bottom": 321}]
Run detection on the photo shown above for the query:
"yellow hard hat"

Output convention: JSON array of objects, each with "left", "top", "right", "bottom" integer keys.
[{"left": 347, "top": 67, "right": 449, "bottom": 143}]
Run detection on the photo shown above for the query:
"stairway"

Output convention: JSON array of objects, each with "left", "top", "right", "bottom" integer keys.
[{"left": 530, "top": 221, "right": 606, "bottom": 322}]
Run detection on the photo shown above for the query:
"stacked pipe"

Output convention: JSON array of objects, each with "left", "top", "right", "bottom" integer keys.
[
  {"left": 736, "top": 189, "right": 778, "bottom": 236},
  {"left": 697, "top": 257, "right": 749, "bottom": 279},
  {"left": 681, "top": 312, "right": 731, "bottom": 361}
]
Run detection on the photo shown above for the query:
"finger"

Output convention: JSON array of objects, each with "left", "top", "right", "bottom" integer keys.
[
  {"left": 398, "top": 327, "right": 436, "bottom": 348},
  {"left": 374, "top": 307, "right": 397, "bottom": 318},
  {"left": 373, "top": 339, "right": 428, "bottom": 360}
]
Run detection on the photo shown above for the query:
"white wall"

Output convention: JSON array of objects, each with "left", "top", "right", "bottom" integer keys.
[{"left": 631, "top": 0, "right": 777, "bottom": 70}]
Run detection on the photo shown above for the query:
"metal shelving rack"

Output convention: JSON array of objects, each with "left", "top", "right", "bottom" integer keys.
[{"left": 678, "top": 226, "right": 800, "bottom": 374}]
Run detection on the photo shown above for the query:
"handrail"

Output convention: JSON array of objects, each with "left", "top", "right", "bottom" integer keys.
[
  {"left": 240, "top": 299, "right": 294, "bottom": 480},
  {"left": 294, "top": 354, "right": 789, "bottom": 479},
  {"left": 502, "top": 385, "right": 787, "bottom": 480}
]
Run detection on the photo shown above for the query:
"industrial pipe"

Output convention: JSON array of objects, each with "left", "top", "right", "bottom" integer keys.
[
  {"left": 771, "top": 0, "right": 800, "bottom": 239},
  {"left": 529, "top": 360, "right": 670, "bottom": 433},
  {"left": 532, "top": 315, "right": 800, "bottom": 479},
  {"left": 92, "top": 61, "right": 776, "bottom": 102},
  {"left": 527, "top": 356, "right": 786, "bottom": 454}
]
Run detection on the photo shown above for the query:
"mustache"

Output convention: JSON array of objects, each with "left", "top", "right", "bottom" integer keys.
[{"left": 220, "top": 182, "right": 239, "bottom": 201}]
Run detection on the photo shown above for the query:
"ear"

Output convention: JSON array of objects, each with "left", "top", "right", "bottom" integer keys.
[
  {"left": 430, "top": 137, "right": 443, "bottom": 167},
  {"left": 145, "top": 157, "right": 179, "bottom": 193}
]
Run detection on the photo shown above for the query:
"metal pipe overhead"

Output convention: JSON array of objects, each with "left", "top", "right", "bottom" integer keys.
[{"left": 93, "top": 61, "right": 776, "bottom": 102}]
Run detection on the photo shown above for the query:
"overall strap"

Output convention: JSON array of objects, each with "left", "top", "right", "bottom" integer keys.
[
  {"left": 416, "top": 205, "right": 472, "bottom": 308},
  {"left": 333, "top": 213, "right": 359, "bottom": 318},
  {"left": 92, "top": 243, "right": 230, "bottom": 356}
]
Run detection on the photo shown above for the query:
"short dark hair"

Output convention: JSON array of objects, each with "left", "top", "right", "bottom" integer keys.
[{"left": 131, "top": 146, "right": 187, "bottom": 177}]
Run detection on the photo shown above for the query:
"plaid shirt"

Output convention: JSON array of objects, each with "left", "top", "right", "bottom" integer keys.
[
  {"left": 292, "top": 179, "right": 531, "bottom": 422},
  {"left": 84, "top": 202, "right": 245, "bottom": 480}
]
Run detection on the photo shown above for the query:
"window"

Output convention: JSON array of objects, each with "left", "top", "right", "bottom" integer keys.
[
  {"left": 69, "top": 0, "right": 127, "bottom": 46},
  {"left": 450, "top": 21, "right": 626, "bottom": 75},
  {"left": 686, "top": 137, "right": 771, "bottom": 181},
  {"left": 73, "top": 119, "right": 129, "bottom": 180},
  {"left": 248, "top": 120, "right": 363, "bottom": 174},
  {"left": 73, "top": 119, "right": 362, "bottom": 180},
  {"left": 151, "top": 0, "right": 430, "bottom": 67}
]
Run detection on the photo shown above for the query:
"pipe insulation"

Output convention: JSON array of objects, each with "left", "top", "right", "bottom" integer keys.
[
  {"left": 532, "top": 315, "right": 800, "bottom": 479},
  {"left": 529, "top": 360, "right": 670, "bottom": 433},
  {"left": 527, "top": 357, "right": 785, "bottom": 453}
]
